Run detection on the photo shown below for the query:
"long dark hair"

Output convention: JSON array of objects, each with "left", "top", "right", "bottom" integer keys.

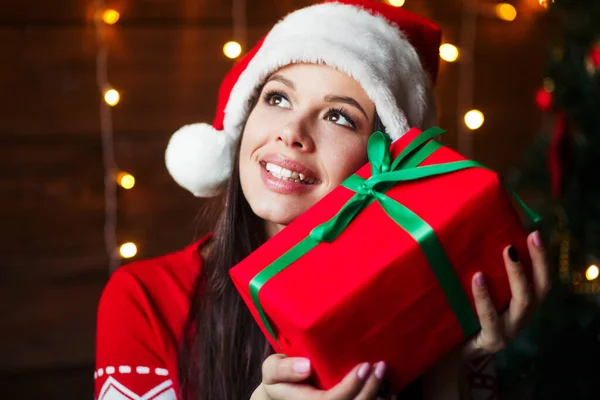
[{"left": 179, "top": 96, "right": 386, "bottom": 399}]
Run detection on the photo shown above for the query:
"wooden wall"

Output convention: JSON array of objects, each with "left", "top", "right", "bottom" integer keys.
[{"left": 0, "top": 0, "right": 551, "bottom": 398}]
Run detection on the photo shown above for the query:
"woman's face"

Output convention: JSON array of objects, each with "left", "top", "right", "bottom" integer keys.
[{"left": 239, "top": 63, "right": 376, "bottom": 237}]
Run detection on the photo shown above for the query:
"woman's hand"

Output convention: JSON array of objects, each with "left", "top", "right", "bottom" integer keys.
[
  {"left": 461, "top": 230, "right": 551, "bottom": 359},
  {"left": 251, "top": 354, "right": 387, "bottom": 400}
]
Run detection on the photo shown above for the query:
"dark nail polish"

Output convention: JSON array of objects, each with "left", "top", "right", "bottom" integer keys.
[{"left": 508, "top": 245, "right": 519, "bottom": 263}]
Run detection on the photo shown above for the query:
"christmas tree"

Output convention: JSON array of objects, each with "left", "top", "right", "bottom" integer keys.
[{"left": 496, "top": 0, "right": 600, "bottom": 398}]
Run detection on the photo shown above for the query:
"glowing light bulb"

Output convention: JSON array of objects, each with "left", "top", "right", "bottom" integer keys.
[
  {"left": 387, "top": 0, "right": 405, "bottom": 6},
  {"left": 464, "top": 110, "right": 484, "bottom": 130},
  {"left": 119, "top": 242, "right": 138, "bottom": 259},
  {"left": 117, "top": 172, "right": 135, "bottom": 189},
  {"left": 495, "top": 4, "right": 517, "bottom": 21},
  {"left": 586, "top": 265, "right": 599, "bottom": 281},
  {"left": 102, "top": 9, "right": 120, "bottom": 25},
  {"left": 104, "top": 89, "right": 120, "bottom": 106},
  {"left": 539, "top": 0, "right": 554, "bottom": 9},
  {"left": 223, "top": 41, "right": 242, "bottom": 59},
  {"left": 439, "top": 44, "right": 459, "bottom": 62}
]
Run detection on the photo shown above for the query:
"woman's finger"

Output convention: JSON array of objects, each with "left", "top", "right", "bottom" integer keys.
[
  {"left": 503, "top": 245, "right": 533, "bottom": 338},
  {"left": 354, "top": 361, "right": 386, "bottom": 400},
  {"left": 323, "top": 362, "right": 372, "bottom": 400},
  {"left": 528, "top": 231, "right": 552, "bottom": 303},
  {"left": 464, "top": 272, "right": 505, "bottom": 357},
  {"left": 262, "top": 354, "right": 312, "bottom": 385}
]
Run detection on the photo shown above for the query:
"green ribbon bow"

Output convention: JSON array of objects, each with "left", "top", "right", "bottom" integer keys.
[{"left": 250, "top": 127, "right": 540, "bottom": 345}]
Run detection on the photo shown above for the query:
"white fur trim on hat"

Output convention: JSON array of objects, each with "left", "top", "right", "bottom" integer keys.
[
  {"left": 165, "top": 123, "right": 236, "bottom": 197},
  {"left": 224, "top": 2, "right": 434, "bottom": 143}
]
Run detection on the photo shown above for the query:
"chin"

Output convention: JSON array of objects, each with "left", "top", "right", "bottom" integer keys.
[{"left": 250, "top": 199, "right": 311, "bottom": 227}]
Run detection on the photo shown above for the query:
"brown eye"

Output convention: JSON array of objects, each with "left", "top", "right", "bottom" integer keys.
[
  {"left": 325, "top": 110, "right": 356, "bottom": 129},
  {"left": 265, "top": 92, "right": 291, "bottom": 108},
  {"left": 269, "top": 95, "right": 283, "bottom": 105}
]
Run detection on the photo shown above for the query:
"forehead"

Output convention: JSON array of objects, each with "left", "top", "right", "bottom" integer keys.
[{"left": 268, "top": 64, "right": 369, "bottom": 95}]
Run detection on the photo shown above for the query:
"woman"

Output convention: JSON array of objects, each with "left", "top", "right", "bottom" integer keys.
[{"left": 94, "top": 1, "right": 551, "bottom": 399}]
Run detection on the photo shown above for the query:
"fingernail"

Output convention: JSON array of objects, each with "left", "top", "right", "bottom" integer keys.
[
  {"left": 475, "top": 272, "right": 485, "bottom": 287},
  {"left": 508, "top": 245, "right": 520, "bottom": 263},
  {"left": 357, "top": 362, "right": 371, "bottom": 380},
  {"left": 293, "top": 359, "right": 310, "bottom": 374},
  {"left": 532, "top": 231, "right": 544, "bottom": 249},
  {"left": 374, "top": 361, "right": 386, "bottom": 379}
]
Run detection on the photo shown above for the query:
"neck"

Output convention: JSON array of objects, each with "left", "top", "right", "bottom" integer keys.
[{"left": 264, "top": 220, "right": 285, "bottom": 239}]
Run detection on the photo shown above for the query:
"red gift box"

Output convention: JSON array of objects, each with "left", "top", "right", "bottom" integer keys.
[{"left": 229, "top": 127, "right": 536, "bottom": 392}]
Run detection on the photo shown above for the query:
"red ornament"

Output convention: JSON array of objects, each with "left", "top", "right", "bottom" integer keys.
[
  {"left": 536, "top": 88, "right": 553, "bottom": 111},
  {"left": 548, "top": 113, "right": 567, "bottom": 199},
  {"left": 590, "top": 44, "right": 600, "bottom": 66},
  {"left": 585, "top": 42, "right": 600, "bottom": 75}
]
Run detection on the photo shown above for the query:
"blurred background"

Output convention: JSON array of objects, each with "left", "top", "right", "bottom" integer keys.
[{"left": 1, "top": 0, "right": 598, "bottom": 398}]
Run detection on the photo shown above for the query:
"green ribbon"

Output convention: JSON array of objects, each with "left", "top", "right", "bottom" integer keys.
[{"left": 249, "top": 128, "right": 541, "bottom": 345}]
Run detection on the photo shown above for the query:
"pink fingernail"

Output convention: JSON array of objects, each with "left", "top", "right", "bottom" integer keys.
[
  {"left": 475, "top": 272, "right": 485, "bottom": 287},
  {"left": 293, "top": 359, "right": 310, "bottom": 374},
  {"left": 374, "top": 361, "right": 386, "bottom": 379},
  {"left": 532, "top": 231, "right": 544, "bottom": 249},
  {"left": 357, "top": 363, "right": 371, "bottom": 380}
]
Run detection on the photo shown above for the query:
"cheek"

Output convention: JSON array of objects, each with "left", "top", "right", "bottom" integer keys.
[
  {"left": 320, "top": 136, "right": 369, "bottom": 186},
  {"left": 238, "top": 131, "right": 259, "bottom": 193},
  {"left": 239, "top": 110, "right": 267, "bottom": 166}
]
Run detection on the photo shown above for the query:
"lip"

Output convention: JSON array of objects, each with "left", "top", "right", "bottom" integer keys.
[
  {"left": 260, "top": 154, "right": 319, "bottom": 181},
  {"left": 259, "top": 154, "right": 320, "bottom": 195}
]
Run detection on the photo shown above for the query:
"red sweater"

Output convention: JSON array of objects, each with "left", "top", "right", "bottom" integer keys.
[
  {"left": 94, "top": 235, "right": 210, "bottom": 400},
  {"left": 95, "top": 233, "right": 498, "bottom": 400}
]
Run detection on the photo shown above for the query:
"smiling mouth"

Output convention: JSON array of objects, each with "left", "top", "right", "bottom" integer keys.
[{"left": 260, "top": 162, "right": 320, "bottom": 185}]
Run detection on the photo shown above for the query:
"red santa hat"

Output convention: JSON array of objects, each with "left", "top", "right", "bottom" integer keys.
[{"left": 165, "top": 0, "right": 442, "bottom": 197}]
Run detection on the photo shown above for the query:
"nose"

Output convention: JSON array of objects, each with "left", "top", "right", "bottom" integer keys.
[{"left": 278, "top": 118, "right": 315, "bottom": 152}]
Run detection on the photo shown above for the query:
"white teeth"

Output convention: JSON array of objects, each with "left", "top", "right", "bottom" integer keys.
[
  {"left": 265, "top": 163, "right": 282, "bottom": 175},
  {"left": 264, "top": 162, "right": 316, "bottom": 184}
]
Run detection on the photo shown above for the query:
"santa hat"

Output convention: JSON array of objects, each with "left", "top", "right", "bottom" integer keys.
[{"left": 165, "top": 0, "right": 442, "bottom": 197}]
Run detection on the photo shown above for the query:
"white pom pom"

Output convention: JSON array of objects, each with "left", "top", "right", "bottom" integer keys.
[{"left": 165, "top": 123, "right": 237, "bottom": 197}]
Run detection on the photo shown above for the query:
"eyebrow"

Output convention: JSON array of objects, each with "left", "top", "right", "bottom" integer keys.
[
  {"left": 267, "top": 74, "right": 296, "bottom": 90},
  {"left": 266, "top": 75, "right": 369, "bottom": 121},
  {"left": 324, "top": 95, "right": 369, "bottom": 121}
]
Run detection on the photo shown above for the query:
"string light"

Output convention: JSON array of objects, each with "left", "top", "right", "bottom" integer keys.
[
  {"left": 119, "top": 242, "right": 138, "bottom": 259},
  {"left": 464, "top": 110, "right": 485, "bottom": 130},
  {"left": 495, "top": 4, "right": 517, "bottom": 21},
  {"left": 104, "top": 89, "right": 120, "bottom": 106},
  {"left": 101, "top": 9, "right": 120, "bottom": 25},
  {"left": 440, "top": 44, "right": 459, "bottom": 62},
  {"left": 539, "top": 0, "right": 554, "bottom": 9},
  {"left": 586, "top": 265, "right": 599, "bottom": 281},
  {"left": 387, "top": 0, "right": 405, "bottom": 7},
  {"left": 117, "top": 172, "right": 135, "bottom": 189},
  {"left": 95, "top": 0, "right": 132, "bottom": 272},
  {"left": 223, "top": 41, "right": 242, "bottom": 59}
]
